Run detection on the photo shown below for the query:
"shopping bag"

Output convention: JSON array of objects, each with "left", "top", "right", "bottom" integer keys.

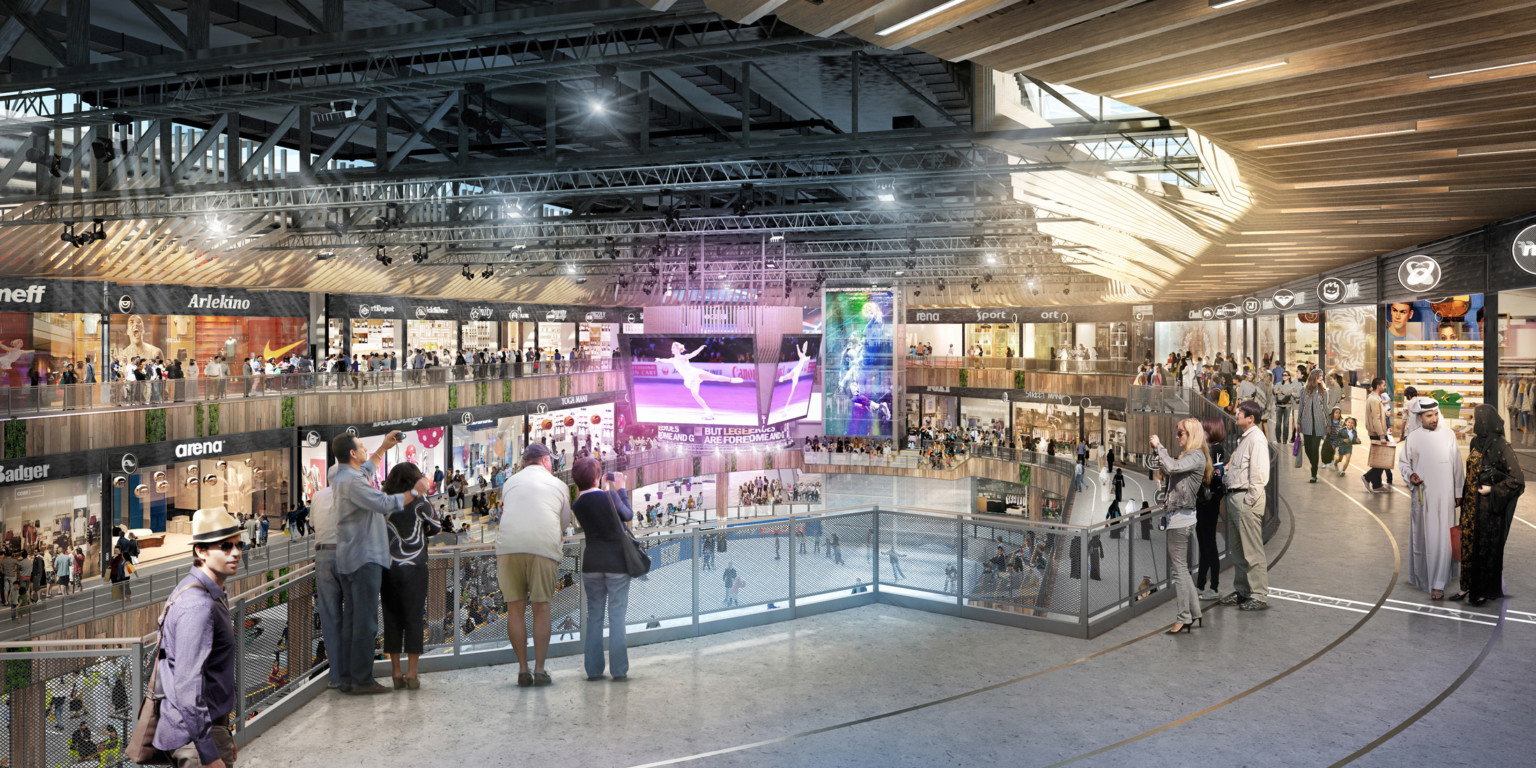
[{"left": 1368, "top": 442, "right": 1396, "bottom": 470}]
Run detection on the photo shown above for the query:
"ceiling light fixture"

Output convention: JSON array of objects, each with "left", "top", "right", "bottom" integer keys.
[
  {"left": 481, "top": 265, "right": 495, "bottom": 279},
  {"left": 1209, "top": 0, "right": 1254, "bottom": 8},
  {"left": 374, "top": 245, "right": 392, "bottom": 266},
  {"left": 1457, "top": 142, "right": 1536, "bottom": 157},
  {"left": 1112, "top": 60, "right": 1286, "bottom": 99},
  {"left": 1256, "top": 125, "right": 1417, "bottom": 149},
  {"left": 1290, "top": 175, "right": 1419, "bottom": 189},
  {"left": 1429, "top": 58, "right": 1536, "bottom": 79},
  {"left": 877, "top": 0, "right": 972, "bottom": 36}
]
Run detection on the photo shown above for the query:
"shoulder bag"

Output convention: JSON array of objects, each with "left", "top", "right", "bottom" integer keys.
[
  {"left": 128, "top": 581, "right": 209, "bottom": 765},
  {"left": 605, "top": 494, "right": 651, "bottom": 578}
]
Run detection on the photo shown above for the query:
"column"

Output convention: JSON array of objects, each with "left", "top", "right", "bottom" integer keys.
[
  {"left": 1483, "top": 292, "right": 1499, "bottom": 408},
  {"left": 715, "top": 471, "right": 729, "bottom": 520}
]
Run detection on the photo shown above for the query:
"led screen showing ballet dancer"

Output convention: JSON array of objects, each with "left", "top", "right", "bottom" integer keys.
[
  {"left": 823, "top": 290, "right": 895, "bottom": 437},
  {"left": 628, "top": 335, "right": 758, "bottom": 426},
  {"left": 767, "top": 335, "right": 821, "bottom": 425}
]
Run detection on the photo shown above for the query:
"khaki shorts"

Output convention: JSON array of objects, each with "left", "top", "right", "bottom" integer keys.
[{"left": 497, "top": 554, "right": 558, "bottom": 603}]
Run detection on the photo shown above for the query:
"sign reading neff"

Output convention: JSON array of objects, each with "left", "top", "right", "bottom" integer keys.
[{"left": 0, "top": 285, "right": 47, "bottom": 304}]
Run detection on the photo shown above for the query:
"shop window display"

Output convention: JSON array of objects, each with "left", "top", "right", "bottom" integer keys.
[
  {"left": 1324, "top": 306, "right": 1377, "bottom": 388},
  {"left": 407, "top": 319, "right": 458, "bottom": 356},
  {"left": 110, "top": 449, "right": 289, "bottom": 566},
  {"left": 0, "top": 312, "right": 103, "bottom": 388},
  {"left": 1, "top": 475, "right": 102, "bottom": 578},
  {"left": 1155, "top": 320, "right": 1227, "bottom": 362},
  {"left": 350, "top": 318, "right": 400, "bottom": 356},
  {"left": 1387, "top": 296, "right": 1484, "bottom": 440},
  {"left": 109, "top": 314, "right": 307, "bottom": 370},
  {"left": 527, "top": 403, "right": 615, "bottom": 465}
]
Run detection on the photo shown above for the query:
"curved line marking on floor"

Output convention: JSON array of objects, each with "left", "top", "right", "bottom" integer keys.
[
  {"left": 1329, "top": 596, "right": 1507, "bottom": 766},
  {"left": 627, "top": 494, "right": 1298, "bottom": 768},
  {"left": 1038, "top": 475, "right": 1400, "bottom": 767}
]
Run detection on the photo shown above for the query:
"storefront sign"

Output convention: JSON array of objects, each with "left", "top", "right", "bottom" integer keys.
[
  {"left": 327, "top": 294, "right": 635, "bottom": 325},
  {"left": 1316, "top": 277, "right": 1358, "bottom": 305},
  {"left": 905, "top": 305, "right": 1127, "bottom": 324},
  {"left": 654, "top": 424, "right": 791, "bottom": 447},
  {"left": 1511, "top": 224, "right": 1536, "bottom": 275},
  {"left": 106, "top": 429, "right": 292, "bottom": 468},
  {"left": 1242, "top": 298, "right": 1260, "bottom": 315},
  {"left": 1272, "top": 289, "right": 1297, "bottom": 310},
  {"left": 1397, "top": 255, "right": 1442, "bottom": 292},
  {"left": 113, "top": 284, "right": 309, "bottom": 318},
  {"left": 0, "top": 462, "right": 50, "bottom": 484},
  {"left": 0, "top": 277, "right": 105, "bottom": 313},
  {"left": 174, "top": 440, "right": 227, "bottom": 459}
]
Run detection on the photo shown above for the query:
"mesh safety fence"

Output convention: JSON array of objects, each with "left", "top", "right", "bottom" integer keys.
[
  {"left": 625, "top": 531, "right": 697, "bottom": 626},
  {"left": 0, "top": 652, "right": 137, "bottom": 767},
  {"left": 708, "top": 522, "right": 790, "bottom": 612},
  {"left": 793, "top": 511, "right": 875, "bottom": 598}
]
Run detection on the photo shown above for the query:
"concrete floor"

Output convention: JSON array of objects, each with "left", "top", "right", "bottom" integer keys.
[{"left": 237, "top": 443, "right": 1536, "bottom": 767}]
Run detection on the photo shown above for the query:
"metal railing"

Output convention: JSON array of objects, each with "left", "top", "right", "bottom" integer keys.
[
  {"left": 906, "top": 355, "right": 1137, "bottom": 374},
  {"left": 2, "top": 499, "right": 1238, "bottom": 763},
  {"left": 0, "top": 358, "right": 617, "bottom": 418},
  {"left": 0, "top": 536, "right": 316, "bottom": 642}
]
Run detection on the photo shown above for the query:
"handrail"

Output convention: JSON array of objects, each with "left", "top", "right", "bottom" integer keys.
[
  {"left": 905, "top": 355, "right": 1137, "bottom": 374},
  {"left": 0, "top": 358, "right": 619, "bottom": 418}
]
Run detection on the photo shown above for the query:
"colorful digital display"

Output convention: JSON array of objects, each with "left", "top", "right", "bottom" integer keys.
[
  {"left": 823, "top": 291, "right": 894, "bottom": 437},
  {"left": 627, "top": 335, "right": 758, "bottom": 426},
  {"left": 767, "top": 335, "right": 820, "bottom": 425}
]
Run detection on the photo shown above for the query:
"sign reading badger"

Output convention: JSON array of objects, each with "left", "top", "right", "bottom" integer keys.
[{"left": 0, "top": 463, "right": 50, "bottom": 484}]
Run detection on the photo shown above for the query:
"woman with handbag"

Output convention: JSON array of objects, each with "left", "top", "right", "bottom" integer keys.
[
  {"left": 571, "top": 457, "right": 634, "bottom": 681},
  {"left": 1454, "top": 405, "right": 1526, "bottom": 606},
  {"left": 379, "top": 463, "right": 441, "bottom": 690},
  {"left": 1150, "top": 417, "right": 1209, "bottom": 635},
  {"left": 1297, "top": 370, "right": 1330, "bottom": 483}
]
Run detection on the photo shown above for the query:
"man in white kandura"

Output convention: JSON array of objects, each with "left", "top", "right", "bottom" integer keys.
[
  {"left": 662, "top": 341, "right": 744, "bottom": 420},
  {"left": 1398, "top": 397, "right": 1463, "bottom": 599},
  {"left": 777, "top": 341, "right": 811, "bottom": 405}
]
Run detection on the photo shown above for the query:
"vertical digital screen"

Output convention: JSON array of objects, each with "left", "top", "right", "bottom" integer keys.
[
  {"left": 767, "top": 335, "right": 820, "bottom": 425},
  {"left": 823, "top": 291, "right": 894, "bottom": 437},
  {"left": 627, "top": 335, "right": 757, "bottom": 426}
]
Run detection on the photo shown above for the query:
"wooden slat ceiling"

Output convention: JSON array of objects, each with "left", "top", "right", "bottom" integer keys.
[{"left": 708, "top": 0, "right": 1536, "bottom": 301}]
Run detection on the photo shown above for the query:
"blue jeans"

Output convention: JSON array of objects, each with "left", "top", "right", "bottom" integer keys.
[
  {"left": 314, "top": 550, "right": 346, "bottom": 687},
  {"left": 338, "top": 563, "right": 383, "bottom": 686},
  {"left": 582, "top": 572, "right": 631, "bottom": 679}
]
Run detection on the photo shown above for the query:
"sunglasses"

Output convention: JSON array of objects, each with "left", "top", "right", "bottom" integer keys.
[
  {"left": 1176, "top": 430, "right": 1187, "bottom": 437},
  {"left": 207, "top": 540, "right": 246, "bottom": 553}
]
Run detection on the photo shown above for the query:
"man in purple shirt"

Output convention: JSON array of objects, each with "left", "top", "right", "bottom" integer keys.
[{"left": 154, "top": 507, "right": 242, "bottom": 767}]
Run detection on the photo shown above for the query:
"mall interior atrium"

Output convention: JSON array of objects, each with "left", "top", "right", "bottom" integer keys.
[{"left": 0, "top": 1, "right": 1533, "bottom": 766}]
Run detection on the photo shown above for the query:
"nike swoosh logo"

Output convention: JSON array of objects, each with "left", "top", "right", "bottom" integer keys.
[{"left": 262, "top": 340, "right": 306, "bottom": 359}]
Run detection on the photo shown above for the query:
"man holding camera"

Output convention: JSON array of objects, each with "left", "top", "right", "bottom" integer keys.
[{"left": 331, "top": 430, "right": 427, "bottom": 694}]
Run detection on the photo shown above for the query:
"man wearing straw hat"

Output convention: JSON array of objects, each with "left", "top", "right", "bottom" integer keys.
[{"left": 155, "top": 506, "right": 242, "bottom": 768}]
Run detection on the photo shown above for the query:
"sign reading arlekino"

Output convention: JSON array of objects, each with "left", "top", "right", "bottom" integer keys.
[
  {"left": 112, "top": 284, "right": 309, "bottom": 317},
  {"left": 654, "top": 424, "right": 792, "bottom": 447}
]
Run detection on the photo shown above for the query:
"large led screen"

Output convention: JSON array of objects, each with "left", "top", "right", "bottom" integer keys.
[
  {"left": 767, "top": 335, "right": 821, "bottom": 425},
  {"left": 823, "top": 290, "right": 894, "bottom": 437},
  {"left": 628, "top": 335, "right": 757, "bottom": 426}
]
